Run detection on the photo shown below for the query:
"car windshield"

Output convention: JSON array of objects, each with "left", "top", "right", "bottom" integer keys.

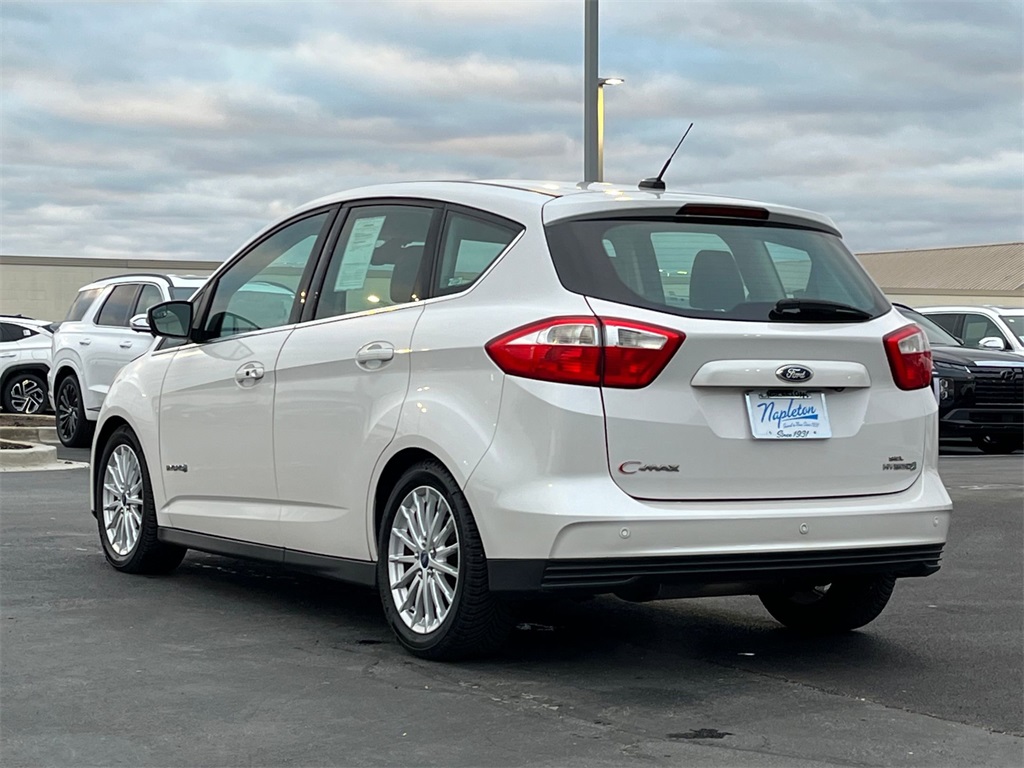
[
  {"left": 545, "top": 217, "right": 890, "bottom": 322},
  {"left": 998, "top": 315, "right": 1023, "bottom": 343},
  {"left": 898, "top": 306, "right": 961, "bottom": 346}
]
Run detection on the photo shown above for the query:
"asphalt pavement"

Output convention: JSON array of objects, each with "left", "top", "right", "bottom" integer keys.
[{"left": 1, "top": 451, "right": 1021, "bottom": 767}]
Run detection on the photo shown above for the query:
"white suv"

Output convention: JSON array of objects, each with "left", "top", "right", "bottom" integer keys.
[
  {"left": 90, "top": 181, "right": 952, "bottom": 659},
  {"left": 50, "top": 273, "right": 206, "bottom": 446},
  {"left": 917, "top": 305, "right": 1024, "bottom": 356},
  {"left": 0, "top": 315, "right": 53, "bottom": 414}
]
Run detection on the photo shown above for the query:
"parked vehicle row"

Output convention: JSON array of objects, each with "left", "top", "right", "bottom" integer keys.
[
  {"left": 47, "top": 273, "right": 205, "bottom": 445},
  {"left": 896, "top": 305, "right": 1024, "bottom": 454},
  {"left": 87, "top": 179, "right": 954, "bottom": 659}
]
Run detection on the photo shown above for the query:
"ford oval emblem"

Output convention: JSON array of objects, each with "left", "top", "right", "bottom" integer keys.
[{"left": 776, "top": 364, "right": 813, "bottom": 383}]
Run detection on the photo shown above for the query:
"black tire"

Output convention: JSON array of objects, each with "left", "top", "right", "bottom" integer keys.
[
  {"left": 759, "top": 574, "right": 897, "bottom": 633},
  {"left": 56, "top": 375, "right": 94, "bottom": 448},
  {"left": 376, "top": 460, "right": 510, "bottom": 660},
  {"left": 96, "top": 425, "right": 186, "bottom": 574},
  {"left": 2, "top": 372, "right": 48, "bottom": 414},
  {"left": 972, "top": 434, "right": 1022, "bottom": 455}
]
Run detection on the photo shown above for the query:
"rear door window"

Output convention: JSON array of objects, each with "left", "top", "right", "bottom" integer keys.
[
  {"left": 546, "top": 218, "right": 889, "bottom": 322},
  {"left": 314, "top": 205, "right": 435, "bottom": 320},
  {"left": 134, "top": 284, "right": 164, "bottom": 316},
  {"left": 96, "top": 285, "right": 141, "bottom": 327},
  {"left": 961, "top": 314, "right": 1009, "bottom": 348}
]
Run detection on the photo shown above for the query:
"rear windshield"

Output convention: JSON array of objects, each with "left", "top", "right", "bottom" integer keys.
[{"left": 545, "top": 218, "right": 890, "bottom": 322}]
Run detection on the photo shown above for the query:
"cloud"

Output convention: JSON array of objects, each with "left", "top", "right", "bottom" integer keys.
[{"left": 0, "top": 0, "right": 1021, "bottom": 260}]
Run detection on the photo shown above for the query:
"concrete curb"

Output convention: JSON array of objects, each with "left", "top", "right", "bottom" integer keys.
[
  {"left": 0, "top": 426, "right": 59, "bottom": 445},
  {"left": 0, "top": 439, "right": 58, "bottom": 469},
  {"left": 0, "top": 439, "right": 86, "bottom": 472}
]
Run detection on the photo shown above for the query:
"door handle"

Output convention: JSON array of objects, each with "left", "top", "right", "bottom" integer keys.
[
  {"left": 355, "top": 342, "right": 395, "bottom": 363},
  {"left": 0, "top": 353, "right": 16, "bottom": 359},
  {"left": 234, "top": 361, "right": 265, "bottom": 385},
  {"left": 119, "top": 341, "right": 133, "bottom": 349},
  {"left": 355, "top": 342, "right": 395, "bottom": 370},
  {"left": 78, "top": 339, "right": 92, "bottom": 346}
]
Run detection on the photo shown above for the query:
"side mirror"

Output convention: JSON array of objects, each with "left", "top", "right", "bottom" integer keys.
[
  {"left": 148, "top": 301, "right": 194, "bottom": 340},
  {"left": 979, "top": 336, "right": 1007, "bottom": 350},
  {"left": 129, "top": 314, "right": 151, "bottom": 333}
]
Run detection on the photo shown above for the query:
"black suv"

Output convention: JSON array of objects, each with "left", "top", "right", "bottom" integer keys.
[{"left": 897, "top": 305, "right": 1023, "bottom": 454}]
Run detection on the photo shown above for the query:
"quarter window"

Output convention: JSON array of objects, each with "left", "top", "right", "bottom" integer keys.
[
  {"left": 314, "top": 205, "right": 435, "bottom": 320},
  {"left": 96, "top": 285, "right": 140, "bottom": 327},
  {"left": 204, "top": 211, "right": 331, "bottom": 339},
  {"left": 435, "top": 212, "right": 520, "bottom": 296}
]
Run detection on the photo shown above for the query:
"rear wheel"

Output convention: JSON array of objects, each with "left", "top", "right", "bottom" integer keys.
[
  {"left": 96, "top": 425, "right": 186, "bottom": 574},
  {"left": 56, "top": 375, "right": 94, "bottom": 447},
  {"left": 377, "top": 460, "right": 510, "bottom": 660},
  {"left": 972, "top": 434, "right": 1022, "bottom": 455},
  {"left": 759, "top": 574, "right": 896, "bottom": 633},
  {"left": 2, "top": 372, "right": 47, "bottom": 414}
]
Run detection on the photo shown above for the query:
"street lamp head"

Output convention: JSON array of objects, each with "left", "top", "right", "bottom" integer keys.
[{"left": 599, "top": 77, "right": 625, "bottom": 86}]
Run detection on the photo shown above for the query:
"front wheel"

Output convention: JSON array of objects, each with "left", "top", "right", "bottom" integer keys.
[
  {"left": 96, "top": 425, "right": 186, "bottom": 574},
  {"left": 972, "top": 434, "right": 1022, "bottom": 455},
  {"left": 2, "top": 372, "right": 47, "bottom": 414},
  {"left": 56, "top": 375, "right": 94, "bottom": 447},
  {"left": 759, "top": 574, "right": 897, "bottom": 633},
  {"left": 376, "top": 461, "right": 510, "bottom": 660}
]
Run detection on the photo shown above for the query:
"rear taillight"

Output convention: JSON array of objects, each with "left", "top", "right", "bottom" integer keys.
[
  {"left": 884, "top": 324, "right": 932, "bottom": 390},
  {"left": 485, "top": 316, "right": 684, "bottom": 389}
]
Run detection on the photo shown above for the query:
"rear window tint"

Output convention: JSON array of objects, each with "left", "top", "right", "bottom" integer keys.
[
  {"left": 64, "top": 288, "right": 103, "bottom": 322},
  {"left": 545, "top": 219, "right": 889, "bottom": 322}
]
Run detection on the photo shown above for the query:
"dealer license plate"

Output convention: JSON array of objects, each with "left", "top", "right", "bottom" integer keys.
[{"left": 745, "top": 390, "right": 832, "bottom": 440}]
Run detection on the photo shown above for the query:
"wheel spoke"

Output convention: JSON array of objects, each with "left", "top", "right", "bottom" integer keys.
[
  {"left": 394, "top": 564, "right": 419, "bottom": 589},
  {"left": 398, "top": 573, "right": 421, "bottom": 613},
  {"left": 427, "top": 574, "right": 445, "bottom": 619},
  {"left": 429, "top": 558, "right": 458, "bottom": 578},
  {"left": 434, "top": 572, "right": 455, "bottom": 603},
  {"left": 434, "top": 543, "right": 458, "bottom": 559},
  {"left": 432, "top": 517, "right": 455, "bottom": 549},
  {"left": 392, "top": 528, "right": 418, "bottom": 554}
]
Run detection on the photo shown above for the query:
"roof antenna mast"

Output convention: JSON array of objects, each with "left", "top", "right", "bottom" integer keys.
[{"left": 638, "top": 122, "right": 694, "bottom": 191}]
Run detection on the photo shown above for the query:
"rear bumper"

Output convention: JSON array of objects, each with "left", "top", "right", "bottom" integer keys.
[{"left": 489, "top": 543, "right": 943, "bottom": 594}]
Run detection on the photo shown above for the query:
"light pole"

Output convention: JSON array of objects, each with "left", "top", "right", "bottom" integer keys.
[
  {"left": 583, "top": 0, "right": 622, "bottom": 182},
  {"left": 595, "top": 76, "right": 624, "bottom": 182}
]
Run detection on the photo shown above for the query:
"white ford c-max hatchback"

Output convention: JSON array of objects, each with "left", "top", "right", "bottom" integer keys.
[{"left": 91, "top": 180, "right": 952, "bottom": 659}]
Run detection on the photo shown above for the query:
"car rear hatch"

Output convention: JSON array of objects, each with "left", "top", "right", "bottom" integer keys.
[{"left": 543, "top": 202, "right": 932, "bottom": 501}]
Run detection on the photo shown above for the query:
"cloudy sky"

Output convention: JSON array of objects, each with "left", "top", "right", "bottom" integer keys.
[{"left": 2, "top": 0, "right": 1022, "bottom": 260}]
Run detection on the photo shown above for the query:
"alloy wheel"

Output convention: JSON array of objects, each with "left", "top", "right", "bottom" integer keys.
[
  {"left": 57, "top": 381, "right": 79, "bottom": 442},
  {"left": 102, "top": 444, "right": 144, "bottom": 556},
  {"left": 387, "top": 485, "right": 460, "bottom": 634},
  {"left": 9, "top": 378, "right": 45, "bottom": 414}
]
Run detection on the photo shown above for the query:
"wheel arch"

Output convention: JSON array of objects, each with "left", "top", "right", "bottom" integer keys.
[
  {"left": 90, "top": 415, "right": 131, "bottom": 517},
  {"left": 373, "top": 447, "right": 453, "bottom": 550},
  {"left": 0, "top": 363, "right": 50, "bottom": 392}
]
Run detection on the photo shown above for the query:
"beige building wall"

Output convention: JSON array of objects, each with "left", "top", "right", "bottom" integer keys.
[
  {"left": 884, "top": 290, "right": 1024, "bottom": 308},
  {"left": 0, "top": 255, "right": 218, "bottom": 321}
]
